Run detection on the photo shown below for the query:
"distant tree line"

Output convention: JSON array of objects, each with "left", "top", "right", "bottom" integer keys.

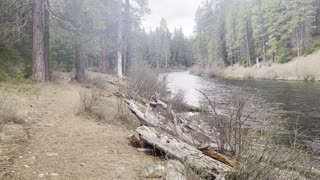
[
  {"left": 0, "top": 0, "right": 193, "bottom": 82},
  {"left": 193, "top": 0, "right": 320, "bottom": 68}
]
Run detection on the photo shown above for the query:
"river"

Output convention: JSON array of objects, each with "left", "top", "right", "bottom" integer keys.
[{"left": 166, "top": 71, "right": 320, "bottom": 139}]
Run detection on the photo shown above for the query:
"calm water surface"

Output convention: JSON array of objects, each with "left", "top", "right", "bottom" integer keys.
[{"left": 166, "top": 71, "right": 320, "bottom": 137}]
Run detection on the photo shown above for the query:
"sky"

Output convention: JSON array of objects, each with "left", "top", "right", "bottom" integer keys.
[{"left": 142, "top": 0, "right": 201, "bottom": 37}]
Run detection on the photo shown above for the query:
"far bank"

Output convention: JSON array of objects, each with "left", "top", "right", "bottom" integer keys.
[{"left": 191, "top": 50, "right": 320, "bottom": 82}]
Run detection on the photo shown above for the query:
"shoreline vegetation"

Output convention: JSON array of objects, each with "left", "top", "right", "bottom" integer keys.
[
  {"left": 124, "top": 64, "right": 320, "bottom": 179},
  {"left": 190, "top": 50, "right": 320, "bottom": 82}
]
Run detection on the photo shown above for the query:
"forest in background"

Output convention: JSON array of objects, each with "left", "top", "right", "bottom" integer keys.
[
  {"left": 0, "top": 0, "right": 192, "bottom": 82},
  {"left": 194, "top": 0, "right": 320, "bottom": 68},
  {"left": 1, "top": 0, "right": 320, "bottom": 82}
]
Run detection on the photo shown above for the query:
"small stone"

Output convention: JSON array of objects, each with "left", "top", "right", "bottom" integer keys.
[
  {"left": 44, "top": 124, "right": 54, "bottom": 127},
  {"left": 166, "top": 160, "right": 185, "bottom": 173},
  {"left": 24, "top": 164, "right": 30, "bottom": 168},
  {"left": 18, "top": 156, "right": 23, "bottom": 159},
  {"left": 141, "top": 165, "right": 165, "bottom": 178},
  {"left": 80, "top": 163, "right": 85, "bottom": 167},
  {"left": 38, "top": 174, "right": 45, "bottom": 179},
  {"left": 46, "top": 153, "right": 58, "bottom": 157},
  {"left": 26, "top": 156, "right": 36, "bottom": 164},
  {"left": 50, "top": 173, "right": 59, "bottom": 180}
]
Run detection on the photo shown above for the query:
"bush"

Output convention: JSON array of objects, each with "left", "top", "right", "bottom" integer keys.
[
  {"left": 0, "top": 44, "right": 29, "bottom": 82},
  {"left": 79, "top": 87, "right": 104, "bottom": 113},
  {"left": 198, "top": 89, "right": 320, "bottom": 179},
  {"left": 304, "top": 41, "right": 320, "bottom": 56},
  {"left": 0, "top": 95, "right": 21, "bottom": 132},
  {"left": 127, "top": 62, "right": 168, "bottom": 100},
  {"left": 190, "top": 65, "right": 223, "bottom": 77}
]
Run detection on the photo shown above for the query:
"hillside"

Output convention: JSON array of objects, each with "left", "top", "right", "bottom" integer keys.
[{"left": 223, "top": 50, "right": 320, "bottom": 81}]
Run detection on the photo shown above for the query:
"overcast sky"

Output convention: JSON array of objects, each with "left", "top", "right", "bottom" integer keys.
[{"left": 142, "top": 0, "right": 200, "bottom": 37}]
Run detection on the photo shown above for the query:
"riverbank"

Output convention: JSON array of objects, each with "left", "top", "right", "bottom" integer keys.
[
  {"left": 193, "top": 50, "right": 320, "bottom": 82},
  {"left": 0, "top": 72, "right": 160, "bottom": 179}
]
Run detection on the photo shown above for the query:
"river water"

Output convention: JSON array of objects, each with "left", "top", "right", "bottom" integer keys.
[{"left": 166, "top": 71, "right": 320, "bottom": 138}]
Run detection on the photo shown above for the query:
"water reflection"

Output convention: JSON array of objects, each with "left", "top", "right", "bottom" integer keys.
[{"left": 166, "top": 71, "right": 320, "bottom": 137}]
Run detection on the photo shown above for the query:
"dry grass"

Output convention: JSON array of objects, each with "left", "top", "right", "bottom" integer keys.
[
  {"left": 0, "top": 95, "right": 23, "bottom": 132},
  {"left": 223, "top": 50, "right": 320, "bottom": 81},
  {"left": 197, "top": 89, "right": 320, "bottom": 179},
  {"left": 190, "top": 65, "right": 223, "bottom": 78},
  {"left": 127, "top": 62, "right": 168, "bottom": 100},
  {"left": 79, "top": 87, "right": 104, "bottom": 114}
]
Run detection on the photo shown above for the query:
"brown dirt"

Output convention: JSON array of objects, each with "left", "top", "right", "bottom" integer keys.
[{"left": 0, "top": 73, "right": 158, "bottom": 180}]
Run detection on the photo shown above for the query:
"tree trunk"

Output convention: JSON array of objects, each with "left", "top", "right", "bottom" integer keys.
[
  {"left": 73, "top": 0, "right": 85, "bottom": 82},
  {"left": 245, "top": 24, "right": 251, "bottom": 67},
  {"left": 44, "top": 0, "right": 50, "bottom": 81},
  {"left": 32, "top": 0, "right": 46, "bottom": 82},
  {"left": 262, "top": 39, "right": 266, "bottom": 61},
  {"left": 117, "top": 0, "right": 123, "bottom": 78},
  {"left": 124, "top": 0, "right": 131, "bottom": 75},
  {"left": 296, "top": 30, "right": 301, "bottom": 57}
]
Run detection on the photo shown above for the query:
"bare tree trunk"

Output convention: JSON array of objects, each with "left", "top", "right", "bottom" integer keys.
[
  {"left": 73, "top": 0, "right": 85, "bottom": 82},
  {"left": 44, "top": 0, "right": 50, "bottom": 81},
  {"left": 32, "top": 0, "right": 46, "bottom": 82},
  {"left": 296, "top": 30, "right": 301, "bottom": 57},
  {"left": 75, "top": 45, "right": 85, "bottom": 81},
  {"left": 262, "top": 39, "right": 266, "bottom": 61},
  {"left": 245, "top": 25, "right": 251, "bottom": 67},
  {"left": 117, "top": 0, "right": 123, "bottom": 78}
]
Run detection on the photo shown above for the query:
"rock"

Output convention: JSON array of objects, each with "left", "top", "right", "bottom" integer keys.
[
  {"left": 166, "top": 160, "right": 185, "bottom": 173},
  {"left": 24, "top": 164, "right": 30, "bottom": 168},
  {"left": 50, "top": 173, "right": 59, "bottom": 180},
  {"left": 46, "top": 153, "right": 58, "bottom": 157},
  {"left": 141, "top": 165, "right": 165, "bottom": 178},
  {"left": 80, "top": 163, "right": 85, "bottom": 167},
  {"left": 38, "top": 173, "right": 45, "bottom": 179},
  {"left": 165, "top": 160, "right": 186, "bottom": 180},
  {"left": 26, "top": 156, "right": 36, "bottom": 164},
  {"left": 18, "top": 156, "right": 23, "bottom": 159},
  {"left": 44, "top": 124, "right": 55, "bottom": 127},
  {"left": 165, "top": 171, "right": 186, "bottom": 180}
]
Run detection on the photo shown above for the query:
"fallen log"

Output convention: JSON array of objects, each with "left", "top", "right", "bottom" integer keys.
[
  {"left": 125, "top": 99, "right": 238, "bottom": 171},
  {"left": 124, "top": 99, "right": 159, "bottom": 127},
  {"left": 200, "top": 147, "right": 240, "bottom": 169},
  {"left": 136, "top": 126, "right": 232, "bottom": 178}
]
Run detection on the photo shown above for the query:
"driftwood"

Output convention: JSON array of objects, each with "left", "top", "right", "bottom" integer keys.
[
  {"left": 124, "top": 98, "right": 238, "bottom": 178},
  {"left": 200, "top": 147, "right": 240, "bottom": 169},
  {"left": 125, "top": 99, "right": 218, "bottom": 148},
  {"left": 136, "top": 126, "right": 232, "bottom": 177}
]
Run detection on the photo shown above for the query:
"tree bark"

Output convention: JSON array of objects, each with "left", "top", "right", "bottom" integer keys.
[
  {"left": 44, "top": 0, "right": 50, "bottom": 81},
  {"left": 117, "top": 0, "right": 123, "bottom": 78},
  {"left": 73, "top": 0, "right": 86, "bottom": 82},
  {"left": 136, "top": 126, "right": 232, "bottom": 178},
  {"left": 32, "top": 0, "right": 46, "bottom": 82},
  {"left": 245, "top": 24, "right": 251, "bottom": 67}
]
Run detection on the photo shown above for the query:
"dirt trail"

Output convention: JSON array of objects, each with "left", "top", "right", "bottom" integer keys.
[{"left": 3, "top": 80, "right": 157, "bottom": 180}]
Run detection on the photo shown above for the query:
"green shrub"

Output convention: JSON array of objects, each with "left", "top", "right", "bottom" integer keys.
[
  {"left": 0, "top": 44, "right": 29, "bottom": 82},
  {"left": 304, "top": 41, "right": 320, "bottom": 56},
  {"left": 276, "top": 47, "right": 292, "bottom": 63}
]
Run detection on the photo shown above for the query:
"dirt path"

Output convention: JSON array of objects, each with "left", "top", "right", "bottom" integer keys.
[{"left": 3, "top": 80, "right": 157, "bottom": 180}]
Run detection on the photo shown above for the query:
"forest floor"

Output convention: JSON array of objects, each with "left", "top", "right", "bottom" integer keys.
[
  {"left": 222, "top": 50, "right": 320, "bottom": 81},
  {"left": 0, "top": 72, "right": 160, "bottom": 180}
]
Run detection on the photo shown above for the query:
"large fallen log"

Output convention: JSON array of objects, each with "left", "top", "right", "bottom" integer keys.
[
  {"left": 136, "top": 126, "right": 232, "bottom": 178},
  {"left": 124, "top": 99, "right": 218, "bottom": 148},
  {"left": 125, "top": 99, "right": 238, "bottom": 171}
]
